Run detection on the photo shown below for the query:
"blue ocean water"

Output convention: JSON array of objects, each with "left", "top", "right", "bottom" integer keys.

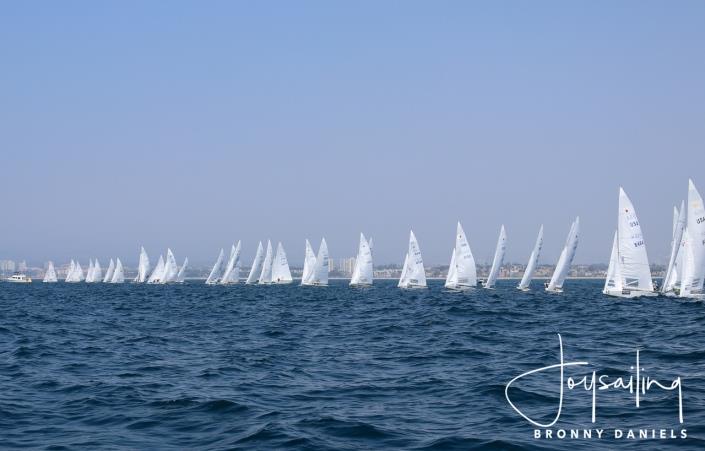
[{"left": 0, "top": 279, "right": 703, "bottom": 450}]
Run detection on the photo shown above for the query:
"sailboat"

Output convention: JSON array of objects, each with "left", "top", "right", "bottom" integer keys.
[
  {"left": 90, "top": 259, "right": 103, "bottom": 283},
  {"left": 662, "top": 202, "right": 686, "bottom": 296},
  {"left": 484, "top": 225, "right": 507, "bottom": 289},
  {"left": 176, "top": 257, "right": 188, "bottom": 283},
  {"left": 246, "top": 242, "right": 264, "bottom": 284},
  {"left": 398, "top": 230, "right": 427, "bottom": 289},
  {"left": 518, "top": 226, "right": 544, "bottom": 291},
  {"left": 350, "top": 233, "right": 373, "bottom": 287},
  {"left": 103, "top": 259, "right": 115, "bottom": 283},
  {"left": 602, "top": 188, "right": 656, "bottom": 298},
  {"left": 65, "top": 260, "right": 76, "bottom": 282},
  {"left": 220, "top": 241, "right": 242, "bottom": 284},
  {"left": 272, "top": 242, "right": 293, "bottom": 284},
  {"left": 86, "top": 259, "right": 94, "bottom": 283},
  {"left": 162, "top": 249, "right": 179, "bottom": 283},
  {"left": 258, "top": 240, "right": 274, "bottom": 285},
  {"left": 134, "top": 247, "right": 150, "bottom": 283},
  {"left": 66, "top": 260, "right": 85, "bottom": 283},
  {"left": 205, "top": 249, "right": 225, "bottom": 285},
  {"left": 300, "top": 239, "right": 317, "bottom": 285},
  {"left": 679, "top": 179, "right": 705, "bottom": 299},
  {"left": 110, "top": 258, "right": 125, "bottom": 283},
  {"left": 545, "top": 217, "right": 580, "bottom": 293},
  {"left": 43, "top": 261, "right": 58, "bottom": 283},
  {"left": 146, "top": 255, "right": 164, "bottom": 284},
  {"left": 444, "top": 222, "right": 477, "bottom": 290},
  {"left": 303, "top": 239, "right": 328, "bottom": 286}
]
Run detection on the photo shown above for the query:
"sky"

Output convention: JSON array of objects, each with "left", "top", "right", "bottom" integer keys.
[{"left": 1, "top": 1, "right": 704, "bottom": 267}]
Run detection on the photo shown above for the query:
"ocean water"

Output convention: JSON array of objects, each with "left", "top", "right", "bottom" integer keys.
[{"left": 1, "top": 279, "right": 703, "bottom": 450}]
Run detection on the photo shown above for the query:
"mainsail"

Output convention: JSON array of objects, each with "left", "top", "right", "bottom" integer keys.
[
  {"left": 43, "top": 261, "right": 58, "bottom": 283},
  {"left": 162, "top": 248, "right": 179, "bottom": 283},
  {"left": 103, "top": 259, "right": 115, "bottom": 283},
  {"left": 445, "top": 222, "right": 477, "bottom": 290},
  {"left": 398, "top": 230, "right": 426, "bottom": 288},
  {"left": 86, "top": 259, "right": 94, "bottom": 283},
  {"left": 301, "top": 239, "right": 317, "bottom": 285},
  {"left": 91, "top": 259, "right": 103, "bottom": 283},
  {"left": 662, "top": 203, "right": 685, "bottom": 294},
  {"left": 205, "top": 249, "right": 225, "bottom": 285},
  {"left": 484, "top": 225, "right": 507, "bottom": 289},
  {"left": 220, "top": 241, "right": 242, "bottom": 284},
  {"left": 546, "top": 217, "right": 580, "bottom": 292},
  {"left": 310, "top": 238, "right": 329, "bottom": 286},
  {"left": 135, "top": 247, "right": 150, "bottom": 283},
  {"left": 110, "top": 258, "right": 125, "bottom": 283},
  {"left": 246, "top": 241, "right": 264, "bottom": 284},
  {"left": 74, "top": 261, "right": 85, "bottom": 282},
  {"left": 350, "top": 233, "right": 373, "bottom": 287},
  {"left": 518, "top": 225, "right": 543, "bottom": 291},
  {"left": 147, "top": 255, "right": 164, "bottom": 284},
  {"left": 612, "top": 187, "right": 654, "bottom": 295},
  {"left": 272, "top": 242, "right": 293, "bottom": 284},
  {"left": 258, "top": 240, "right": 274, "bottom": 284},
  {"left": 681, "top": 179, "right": 705, "bottom": 298},
  {"left": 65, "top": 260, "right": 76, "bottom": 282}
]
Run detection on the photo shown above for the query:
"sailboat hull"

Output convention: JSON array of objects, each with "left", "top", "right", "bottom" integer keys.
[
  {"left": 603, "top": 289, "right": 658, "bottom": 299},
  {"left": 444, "top": 285, "right": 474, "bottom": 292}
]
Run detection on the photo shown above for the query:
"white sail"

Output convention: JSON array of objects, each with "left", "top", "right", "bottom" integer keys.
[
  {"left": 65, "top": 260, "right": 76, "bottom": 282},
  {"left": 43, "top": 261, "right": 58, "bottom": 283},
  {"left": 86, "top": 259, "right": 94, "bottom": 282},
  {"left": 546, "top": 217, "right": 580, "bottom": 292},
  {"left": 258, "top": 240, "right": 274, "bottom": 284},
  {"left": 246, "top": 241, "right": 264, "bottom": 284},
  {"left": 350, "top": 233, "right": 373, "bottom": 287},
  {"left": 368, "top": 237, "right": 373, "bottom": 253},
  {"left": 146, "top": 255, "right": 164, "bottom": 283},
  {"left": 681, "top": 179, "right": 705, "bottom": 298},
  {"left": 310, "top": 238, "right": 329, "bottom": 286},
  {"left": 176, "top": 257, "right": 188, "bottom": 283},
  {"left": 399, "top": 230, "right": 426, "bottom": 288},
  {"left": 455, "top": 221, "right": 477, "bottom": 289},
  {"left": 103, "top": 259, "right": 115, "bottom": 283},
  {"left": 603, "top": 231, "right": 621, "bottom": 293},
  {"left": 162, "top": 248, "right": 179, "bottom": 283},
  {"left": 135, "top": 247, "right": 150, "bottom": 283},
  {"left": 398, "top": 253, "right": 410, "bottom": 288},
  {"left": 610, "top": 187, "right": 654, "bottom": 295},
  {"left": 300, "top": 239, "right": 317, "bottom": 285},
  {"left": 484, "top": 225, "right": 507, "bottom": 289},
  {"left": 205, "top": 248, "right": 225, "bottom": 285},
  {"left": 663, "top": 202, "right": 686, "bottom": 294},
  {"left": 272, "top": 242, "right": 293, "bottom": 284},
  {"left": 74, "top": 261, "right": 85, "bottom": 282},
  {"left": 91, "top": 259, "right": 103, "bottom": 283},
  {"left": 445, "top": 248, "right": 458, "bottom": 288},
  {"left": 518, "top": 226, "right": 544, "bottom": 291},
  {"left": 110, "top": 258, "right": 125, "bottom": 283},
  {"left": 220, "top": 241, "right": 242, "bottom": 284}
]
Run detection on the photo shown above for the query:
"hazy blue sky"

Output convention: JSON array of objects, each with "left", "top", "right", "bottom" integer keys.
[{"left": 1, "top": 1, "right": 704, "bottom": 266}]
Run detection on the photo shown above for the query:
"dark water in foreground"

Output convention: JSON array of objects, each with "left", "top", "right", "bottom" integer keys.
[{"left": 1, "top": 279, "right": 704, "bottom": 450}]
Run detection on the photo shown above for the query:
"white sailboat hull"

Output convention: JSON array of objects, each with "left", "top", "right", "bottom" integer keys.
[{"left": 603, "top": 288, "right": 658, "bottom": 299}]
